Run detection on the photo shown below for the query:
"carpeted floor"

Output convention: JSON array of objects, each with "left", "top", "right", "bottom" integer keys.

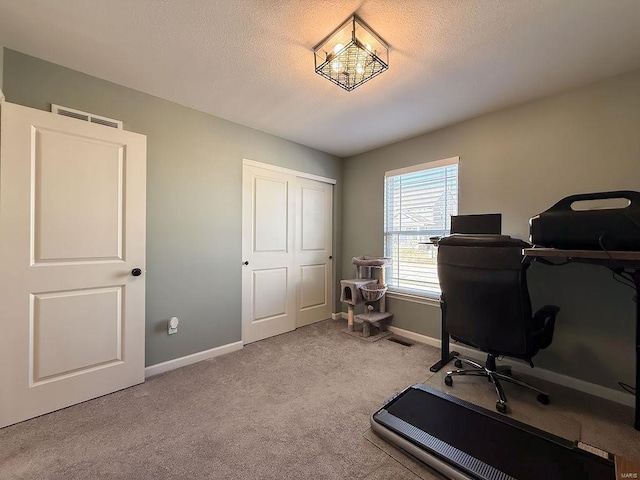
[{"left": 1, "top": 318, "right": 639, "bottom": 479}]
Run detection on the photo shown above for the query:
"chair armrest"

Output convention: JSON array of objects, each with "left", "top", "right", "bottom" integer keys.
[{"left": 532, "top": 305, "right": 560, "bottom": 350}]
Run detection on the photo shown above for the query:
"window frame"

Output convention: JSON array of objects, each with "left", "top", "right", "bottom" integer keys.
[{"left": 383, "top": 156, "right": 459, "bottom": 299}]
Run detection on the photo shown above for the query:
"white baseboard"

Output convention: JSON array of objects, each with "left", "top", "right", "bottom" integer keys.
[
  {"left": 145, "top": 341, "right": 243, "bottom": 378},
  {"left": 331, "top": 312, "right": 344, "bottom": 320},
  {"left": 387, "top": 326, "right": 635, "bottom": 408}
]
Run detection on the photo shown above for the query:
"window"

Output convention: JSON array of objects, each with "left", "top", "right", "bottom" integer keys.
[{"left": 384, "top": 157, "right": 459, "bottom": 297}]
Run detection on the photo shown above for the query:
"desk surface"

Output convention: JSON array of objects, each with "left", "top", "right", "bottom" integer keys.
[{"left": 523, "top": 247, "right": 640, "bottom": 263}]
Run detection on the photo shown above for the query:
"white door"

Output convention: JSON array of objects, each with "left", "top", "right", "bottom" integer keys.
[
  {"left": 296, "top": 178, "right": 333, "bottom": 327},
  {"left": 242, "top": 164, "right": 296, "bottom": 344},
  {"left": 0, "top": 102, "right": 146, "bottom": 428}
]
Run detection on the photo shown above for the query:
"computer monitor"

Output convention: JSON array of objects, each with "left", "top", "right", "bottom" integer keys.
[{"left": 450, "top": 213, "right": 502, "bottom": 235}]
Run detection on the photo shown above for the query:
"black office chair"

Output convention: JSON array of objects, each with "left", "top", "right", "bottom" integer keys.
[{"left": 437, "top": 234, "right": 559, "bottom": 414}]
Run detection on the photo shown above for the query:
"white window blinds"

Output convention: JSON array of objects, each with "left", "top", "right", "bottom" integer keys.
[{"left": 384, "top": 157, "right": 459, "bottom": 297}]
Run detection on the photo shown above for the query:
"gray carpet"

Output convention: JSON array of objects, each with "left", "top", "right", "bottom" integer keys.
[{"left": 1, "top": 319, "right": 639, "bottom": 479}]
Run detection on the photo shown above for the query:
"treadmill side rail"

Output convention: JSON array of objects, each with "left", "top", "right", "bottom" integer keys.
[{"left": 372, "top": 410, "right": 515, "bottom": 480}]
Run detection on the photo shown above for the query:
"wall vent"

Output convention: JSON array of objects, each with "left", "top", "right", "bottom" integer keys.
[
  {"left": 51, "top": 104, "right": 123, "bottom": 129},
  {"left": 387, "top": 336, "right": 414, "bottom": 347}
]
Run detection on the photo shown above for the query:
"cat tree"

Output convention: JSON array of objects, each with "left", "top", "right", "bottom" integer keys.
[{"left": 340, "top": 256, "right": 393, "bottom": 339}]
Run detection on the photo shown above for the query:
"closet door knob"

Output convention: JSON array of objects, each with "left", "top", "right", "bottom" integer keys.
[
  {"left": 131, "top": 268, "right": 142, "bottom": 276},
  {"left": 243, "top": 261, "right": 249, "bottom": 266}
]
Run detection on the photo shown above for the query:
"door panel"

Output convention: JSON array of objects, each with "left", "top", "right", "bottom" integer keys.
[
  {"left": 253, "top": 268, "right": 288, "bottom": 320},
  {"left": 32, "top": 287, "right": 122, "bottom": 382},
  {"left": 0, "top": 102, "right": 146, "bottom": 428},
  {"left": 296, "top": 178, "right": 333, "bottom": 327},
  {"left": 300, "top": 264, "right": 327, "bottom": 309},
  {"left": 33, "top": 127, "right": 124, "bottom": 262},
  {"left": 301, "top": 186, "right": 326, "bottom": 251},
  {"left": 254, "top": 177, "right": 288, "bottom": 253}
]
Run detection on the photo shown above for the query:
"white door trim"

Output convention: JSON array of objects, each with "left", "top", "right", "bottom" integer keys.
[{"left": 242, "top": 158, "right": 337, "bottom": 185}]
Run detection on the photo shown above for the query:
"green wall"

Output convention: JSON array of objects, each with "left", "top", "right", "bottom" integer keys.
[
  {"left": 342, "top": 69, "right": 640, "bottom": 391},
  {"left": 3, "top": 47, "right": 639, "bottom": 393},
  {"left": 1, "top": 49, "right": 342, "bottom": 367}
]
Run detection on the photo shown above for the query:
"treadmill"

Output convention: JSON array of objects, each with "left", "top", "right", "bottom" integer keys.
[{"left": 371, "top": 384, "right": 615, "bottom": 480}]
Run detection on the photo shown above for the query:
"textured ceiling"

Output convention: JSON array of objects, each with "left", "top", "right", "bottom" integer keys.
[{"left": 1, "top": 0, "right": 640, "bottom": 157}]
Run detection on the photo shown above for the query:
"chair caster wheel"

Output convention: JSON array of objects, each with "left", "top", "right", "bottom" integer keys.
[
  {"left": 496, "top": 402, "right": 507, "bottom": 414},
  {"left": 454, "top": 359, "right": 462, "bottom": 368},
  {"left": 445, "top": 375, "right": 453, "bottom": 387},
  {"left": 537, "top": 393, "right": 550, "bottom": 405}
]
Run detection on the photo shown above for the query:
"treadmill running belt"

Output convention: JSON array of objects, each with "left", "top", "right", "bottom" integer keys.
[{"left": 372, "top": 384, "right": 614, "bottom": 480}]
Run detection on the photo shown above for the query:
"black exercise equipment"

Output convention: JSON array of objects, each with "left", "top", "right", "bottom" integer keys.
[{"left": 371, "top": 384, "right": 614, "bottom": 480}]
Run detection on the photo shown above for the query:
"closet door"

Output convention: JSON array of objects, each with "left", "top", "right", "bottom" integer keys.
[
  {"left": 241, "top": 164, "right": 297, "bottom": 344},
  {"left": 0, "top": 102, "right": 146, "bottom": 428},
  {"left": 296, "top": 178, "right": 333, "bottom": 327},
  {"left": 241, "top": 162, "right": 335, "bottom": 344}
]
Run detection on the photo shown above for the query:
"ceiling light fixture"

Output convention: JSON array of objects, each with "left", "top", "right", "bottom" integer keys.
[{"left": 313, "top": 15, "right": 389, "bottom": 92}]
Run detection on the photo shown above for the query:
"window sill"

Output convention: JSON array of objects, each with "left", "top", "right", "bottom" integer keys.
[{"left": 386, "top": 290, "right": 441, "bottom": 307}]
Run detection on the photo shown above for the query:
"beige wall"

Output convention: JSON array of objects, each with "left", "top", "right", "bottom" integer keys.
[
  {"left": 342, "top": 69, "right": 640, "bottom": 390},
  {"left": 2, "top": 49, "right": 343, "bottom": 367}
]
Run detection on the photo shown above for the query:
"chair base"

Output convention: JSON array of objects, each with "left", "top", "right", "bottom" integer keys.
[{"left": 444, "top": 354, "right": 549, "bottom": 414}]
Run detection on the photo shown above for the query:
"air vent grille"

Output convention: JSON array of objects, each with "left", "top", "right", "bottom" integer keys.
[
  {"left": 51, "top": 104, "right": 123, "bottom": 129},
  {"left": 388, "top": 336, "right": 414, "bottom": 347},
  {"left": 90, "top": 117, "right": 121, "bottom": 129},
  {"left": 57, "top": 109, "right": 89, "bottom": 121}
]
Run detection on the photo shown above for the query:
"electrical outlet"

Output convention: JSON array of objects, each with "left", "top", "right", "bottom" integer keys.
[{"left": 168, "top": 316, "right": 179, "bottom": 335}]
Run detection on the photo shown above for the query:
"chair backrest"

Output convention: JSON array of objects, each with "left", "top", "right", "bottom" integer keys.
[{"left": 437, "top": 234, "right": 534, "bottom": 358}]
